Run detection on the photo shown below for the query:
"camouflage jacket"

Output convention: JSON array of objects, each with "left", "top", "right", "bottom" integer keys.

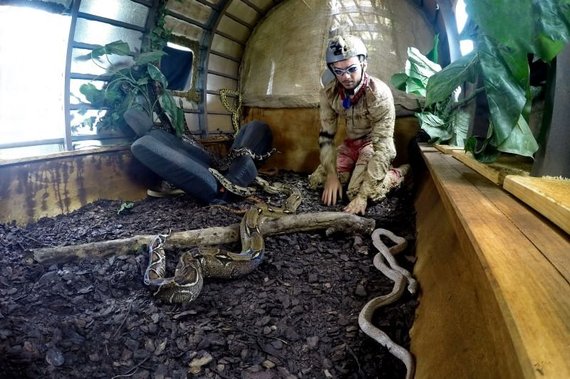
[{"left": 317, "top": 74, "right": 396, "bottom": 201}]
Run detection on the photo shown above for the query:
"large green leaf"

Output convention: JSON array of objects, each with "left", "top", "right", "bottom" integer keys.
[
  {"left": 147, "top": 63, "right": 168, "bottom": 88},
  {"left": 478, "top": 35, "right": 528, "bottom": 145},
  {"left": 406, "top": 77, "right": 428, "bottom": 97},
  {"left": 496, "top": 115, "right": 539, "bottom": 158},
  {"left": 79, "top": 83, "right": 106, "bottom": 106},
  {"left": 390, "top": 47, "right": 442, "bottom": 98},
  {"left": 449, "top": 109, "right": 470, "bottom": 147},
  {"left": 426, "top": 34, "right": 439, "bottom": 64},
  {"left": 406, "top": 47, "right": 441, "bottom": 80},
  {"left": 466, "top": 0, "right": 570, "bottom": 62},
  {"left": 158, "top": 93, "right": 184, "bottom": 135},
  {"left": 390, "top": 73, "right": 408, "bottom": 91},
  {"left": 425, "top": 52, "right": 478, "bottom": 106},
  {"left": 136, "top": 51, "right": 166, "bottom": 66},
  {"left": 417, "top": 112, "right": 452, "bottom": 142},
  {"left": 76, "top": 40, "right": 132, "bottom": 61}
]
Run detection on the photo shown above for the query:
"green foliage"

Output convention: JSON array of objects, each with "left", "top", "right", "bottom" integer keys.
[
  {"left": 117, "top": 201, "right": 135, "bottom": 215},
  {"left": 391, "top": 43, "right": 470, "bottom": 147},
  {"left": 392, "top": 0, "right": 568, "bottom": 161},
  {"left": 75, "top": 40, "right": 185, "bottom": 137}
]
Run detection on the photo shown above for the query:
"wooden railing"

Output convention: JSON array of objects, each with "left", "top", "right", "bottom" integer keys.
[{"left": 411, "top": 144, "right": 569, "bottom": 378}]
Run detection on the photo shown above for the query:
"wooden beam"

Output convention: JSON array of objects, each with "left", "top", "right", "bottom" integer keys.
[
  {"left": 503, "top": 175, "right": 570, "bottom": 236},
  {"left": 412, "top": 147, "right": 570, "bottom": 378}
]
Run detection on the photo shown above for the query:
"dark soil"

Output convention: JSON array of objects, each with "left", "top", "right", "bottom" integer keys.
[{"left": 0, "top": 172, "right": 417, "bottom": 379}]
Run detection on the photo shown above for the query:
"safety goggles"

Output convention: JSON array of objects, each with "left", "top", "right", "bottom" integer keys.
[{"left": 332, "top": 64, "right": 360, "bottom": 76}]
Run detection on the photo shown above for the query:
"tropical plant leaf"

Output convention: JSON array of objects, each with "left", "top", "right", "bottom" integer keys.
[
  {"left": 465, "top": 136, "right": 500, "bottom": 163},
  {"left": 477, "top": 35, "right": 528, "bottom": 145},
  {"left": 405, "top": 77, "right": 428, "bottom": 97},
  {"left": 466, "top": 0, "right": 570, "bottom": 62},
  {"left": 426, "top": 34, "right": 440, "bottom": 63},
  {"left": 76, "top": 40, "right": 133, "bottom": 61},
  {"left": 136, "top": 51, "right": 166, "bottom": 66},
  {"left": 425, "top": 51, "right": 478, "bottom": 106},
  {"left": 159, "top": 93, "right": 184, "bottom": 135},
  {"left": 496, "top": 115, "right": 539, "bottom": 158},
  {"left": 390, "top": 73, "right": 408, "bottom": 91},
  {"left": 101, "top": 40, "right": 133, "bottom": 57},
  {"left": 416, "top": 112, "right": 453, "bottom": 143},
  {"left": 79, "top": 83, "right": 106, "bottom": 106},
  {"left": 449, "top": 109, "right": 470, "bottom": 147},
  {"left": 148, "top": 63, "right": 168, "bottom": 88},
  {"left": 406, "top": 47, "right": 442, "bottom": 79}
]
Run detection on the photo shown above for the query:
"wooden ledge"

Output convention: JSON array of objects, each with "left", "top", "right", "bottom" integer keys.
[
  {"left": 503, "top": 175, "right": 570, "bottom": 235},
  {"left": 434, "top": 145, "right": 569, "bottom": 236},
  {"left": 414, "top": 145, "right": 570, "bottom": 378}
]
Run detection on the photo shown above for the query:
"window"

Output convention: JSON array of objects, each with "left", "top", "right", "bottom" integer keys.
[
  {"left": 0, "top": 5, "right": 71, "bottom": 159},
  {"left": 0, "top": 1, "right": 149, "bottom": 160}
]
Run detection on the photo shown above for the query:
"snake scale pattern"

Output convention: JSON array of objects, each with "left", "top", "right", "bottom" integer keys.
[{"left": 144, "top": 179, "right": 302, "bottom": 304}]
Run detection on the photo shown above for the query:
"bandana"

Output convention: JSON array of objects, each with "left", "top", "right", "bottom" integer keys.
[{"left": 339, "top": 73, "right": 369, "bottom": 109}]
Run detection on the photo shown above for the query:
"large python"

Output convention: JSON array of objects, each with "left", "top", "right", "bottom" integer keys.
[
  {"left": 144, "top": 180, "right": 302, "bottom": 304},
  {"left": 359, "top": 228, "right": 417, "bottom": 379}
]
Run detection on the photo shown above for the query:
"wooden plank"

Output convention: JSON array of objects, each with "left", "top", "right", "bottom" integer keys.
[
  {"left": 412, "top": 172, "right": 525, "bottom": 379},
  {"left": 451, "top": 150, "right": 532, "bottom": 185},
  {"left": 0, "top": 150, "right": 155, "bottom": 225},
  {"left": 434, "top": 144, "right": 463, "bottom": 154},
  {"left": 422, "top": 151, "right": 570, "bottom": 378},
  {"left": 418, "top": 143, "right": 438, "bottom": 153},
  {"left": 503, "top": 175, "right": 570, "bottom": 235}
]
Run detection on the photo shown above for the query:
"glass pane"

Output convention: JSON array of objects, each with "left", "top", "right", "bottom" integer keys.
[
  {"left": 226, "top": 1, "right": 259, "bottom": 25},
  {"left": 70, "top": 109, "right": 103, "bottom": 136},
  {"left": 74, "top": 18, "right": 143, "bottom": 51},
  {"left": 79, "top": 0, "right": 148, "bottom": 27},
  {"left": 69, "top": 79, "right": 105, "bottom": 105},
  {"left": 217, "top": 15, "right": 250, "bottom": 43},
  {"left": 165, "top": 16, "right": 203, "bottom": 41},
  {"left": 208, "top": 54, "right": 239, "bottom": 77},
  {"left": 211, "top": 34, "right": 242, "bottom": 59},
  {"left": 0, "top": 145, "right": 64, "bottom": 160},
  {"left": 71, "top": 48, "right": 134, "bottom": 76},
  {"left": 166, "top": 0, "right": 211, "bottom": 25},
  {"left": 0, "top": 6, "right": 70, "bottom": 147},
  {"left": 206, "top": 74, "right": 237, "bottom": 92}
]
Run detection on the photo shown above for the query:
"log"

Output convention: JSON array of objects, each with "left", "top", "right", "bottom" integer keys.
[{"left": 33, "top": 212, "right": 375, "bottom": 263}]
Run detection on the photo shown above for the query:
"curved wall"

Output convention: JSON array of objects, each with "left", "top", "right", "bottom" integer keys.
[{"left": 241, "top": 0, "right": 435, "bottom": 109}]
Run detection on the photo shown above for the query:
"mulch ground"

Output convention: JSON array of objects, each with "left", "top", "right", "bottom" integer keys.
[{"left": 0, "top": 172, "right": 417, "bottom": 379}]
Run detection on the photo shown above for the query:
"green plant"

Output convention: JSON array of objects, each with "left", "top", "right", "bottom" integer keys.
[
  {"left": 391, "top": 43, "right": 471, "bottom": 147},
  {"left": 75, "top": 40, "right": 185, "bottom": 137},
  {"left": 117, "top": 201, "right": 135, "bottom": 215},
  {"left": 393, "top": 0, "right": 569, "bottom": 162}
]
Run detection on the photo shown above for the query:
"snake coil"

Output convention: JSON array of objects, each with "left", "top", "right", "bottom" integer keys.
[
  {"left": 359, "top": 228, "right": 417, "bottom": 379},
  {"left": 144, "top": 181, "right": 302, "bottom": 304}
]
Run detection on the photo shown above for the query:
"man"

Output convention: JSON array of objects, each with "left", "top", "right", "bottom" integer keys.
[{"left": 309, "top": 34, "right": 409, "bottom": 215}]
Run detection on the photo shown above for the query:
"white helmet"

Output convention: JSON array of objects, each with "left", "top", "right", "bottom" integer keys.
[{"left": 326, "top": 34, "right": 368, "bottom": 64}]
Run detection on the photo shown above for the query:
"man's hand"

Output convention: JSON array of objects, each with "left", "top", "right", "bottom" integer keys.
[
  {"left": 343, "top": 196, "right": 367, "bottom": 215},
  {"left": 322, "top": 174, "right": 342, "bottom": 206}
]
